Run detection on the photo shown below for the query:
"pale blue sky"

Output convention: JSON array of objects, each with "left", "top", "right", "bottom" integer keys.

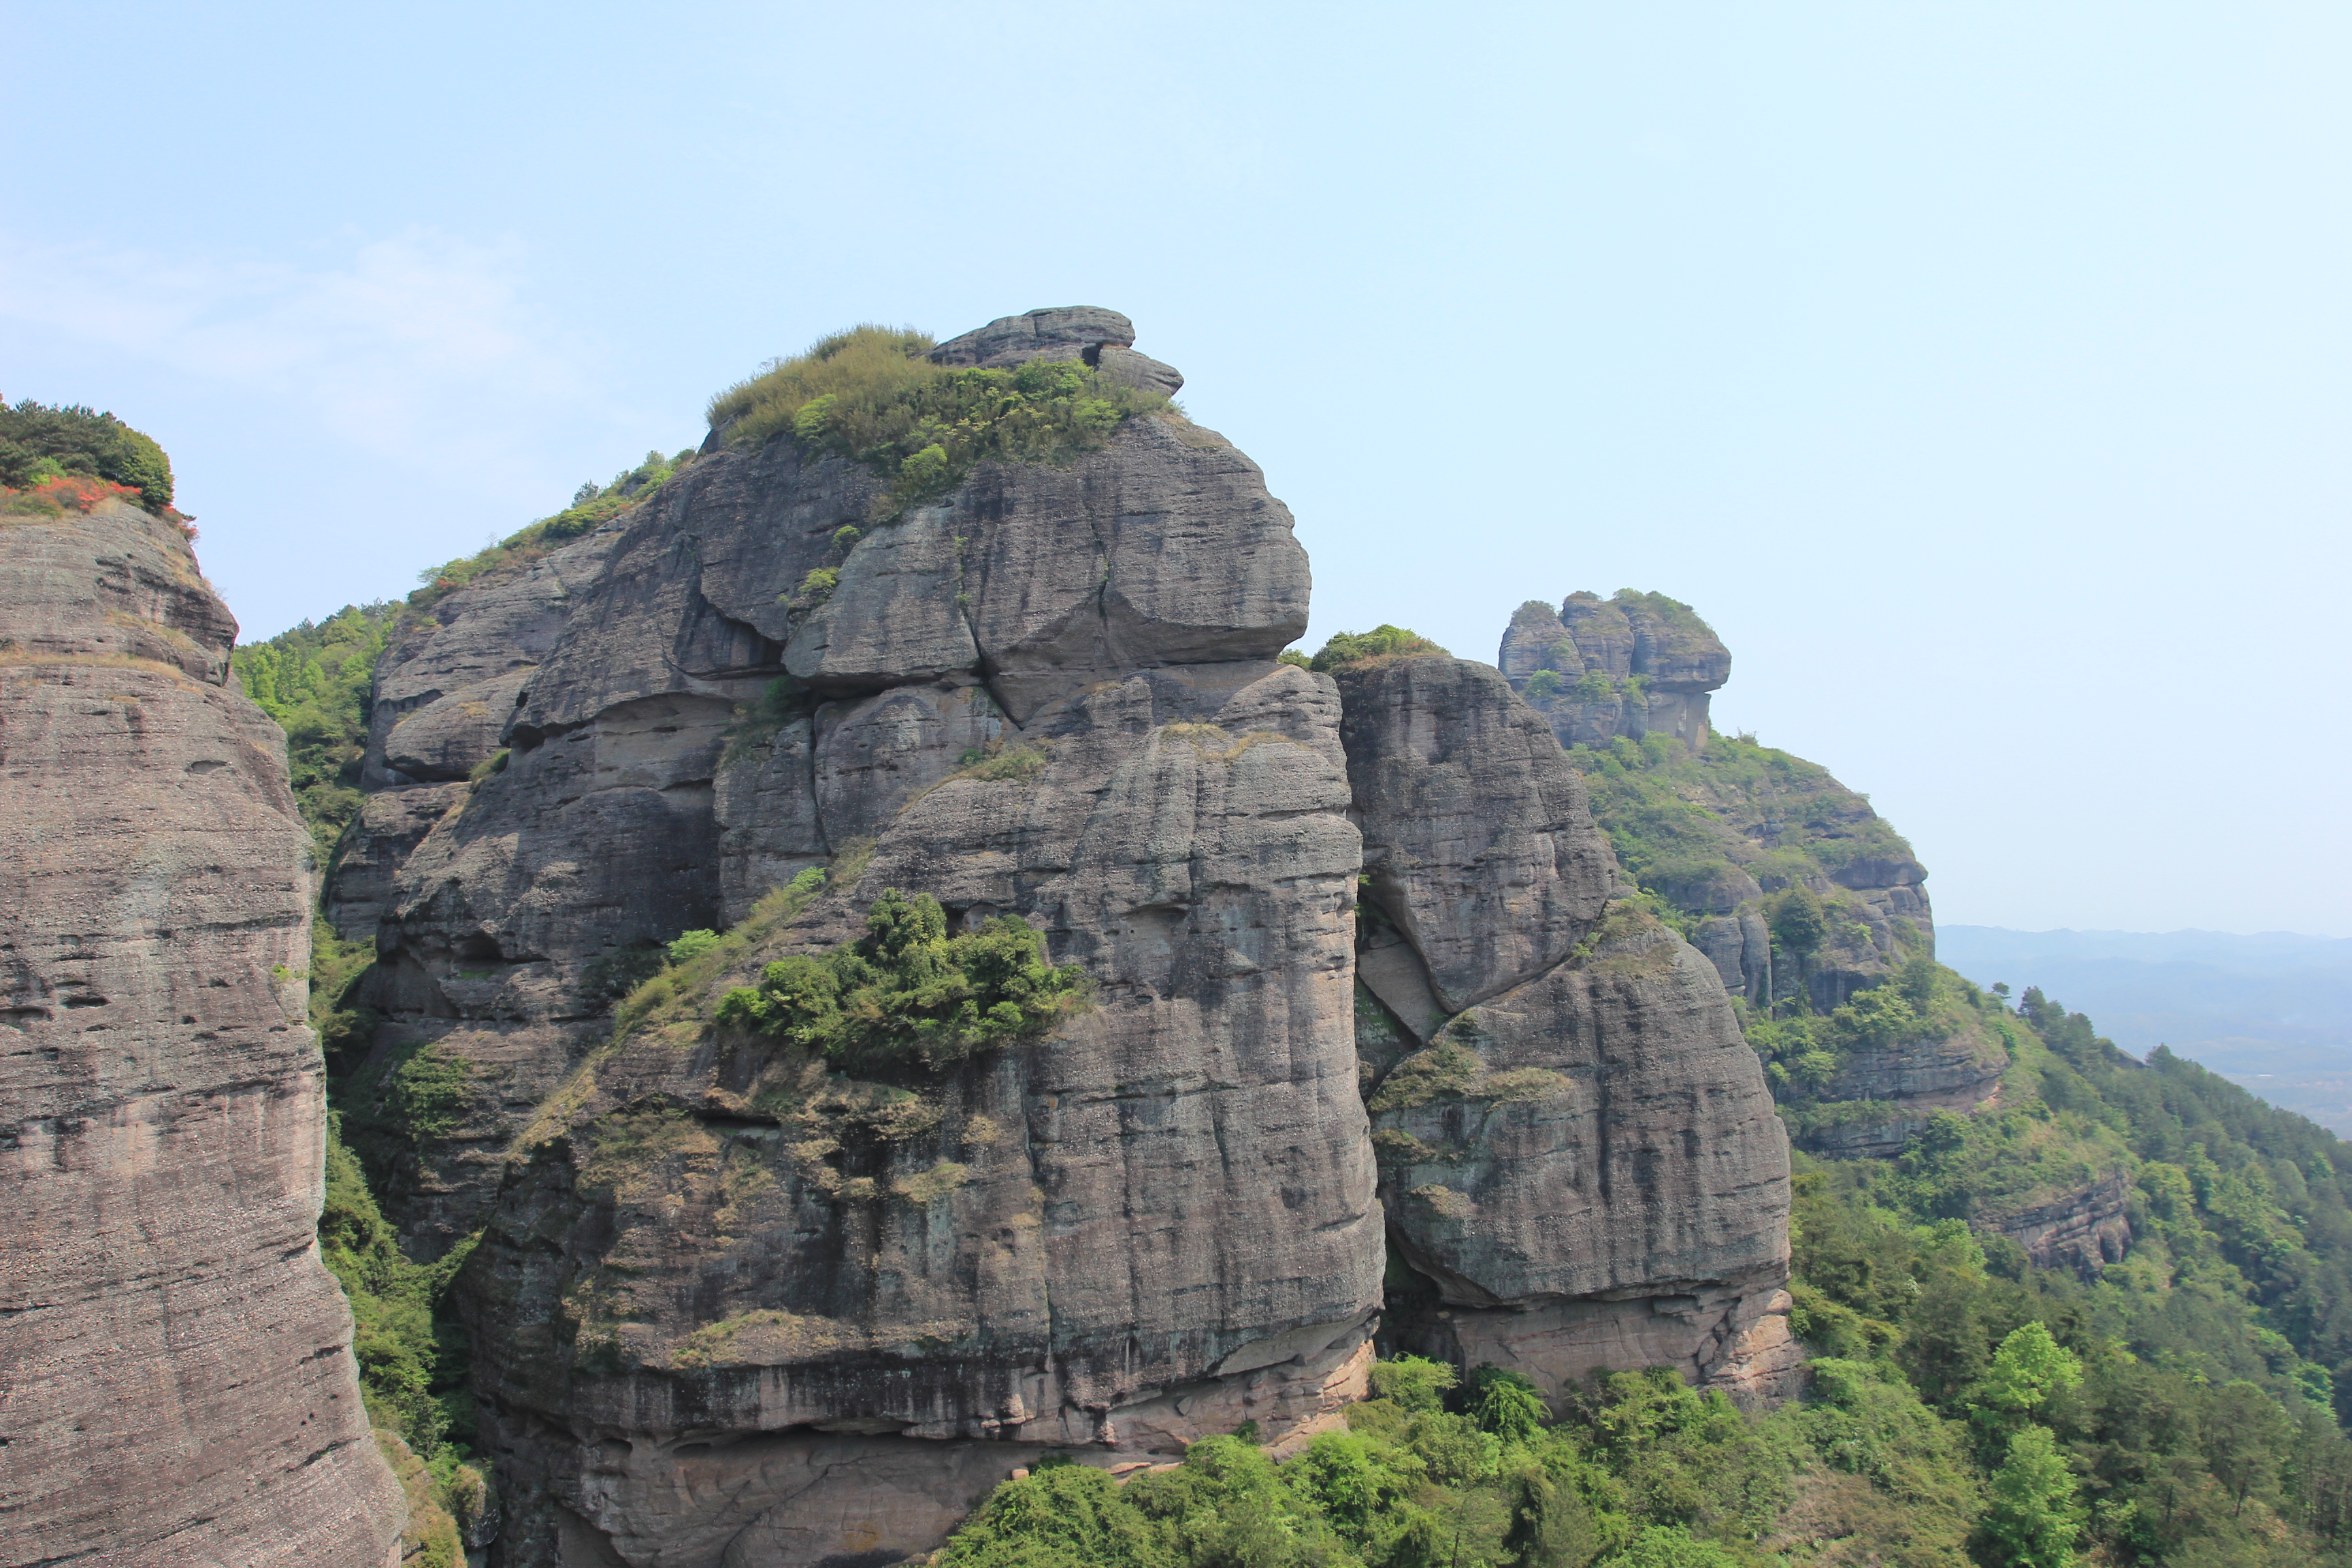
[{"left": 5, "top": 3, "right": 2347, "bottom": 934}]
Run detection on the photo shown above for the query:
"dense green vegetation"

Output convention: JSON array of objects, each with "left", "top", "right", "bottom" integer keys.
[
  {"left": 232, "top": 602, "right": 395, "bottom": 860},
  {"left": 0, "top": 398, "right": 174, "bottom": 510},
  {"left": 932, "top": 985, "right": 2352, "bottom": 1568},
  {"left": 706, "top": 324, "right": 1174, "bottom": 517},
  {"left": 1309, "top": 625, "right": 1452, "bottom": 672},
  {"left": 715, "top": 888, "right": 1092, "bottom": 1074},
  {"left": 1564, "top": 728, "right": 1916, "bottom": 943},
  {"left": 1746, "top": 953, "right": 1975, "bottom": 1092},
  {"left": 318, "top": 1119, "right": 486, "bottom": 1563}
]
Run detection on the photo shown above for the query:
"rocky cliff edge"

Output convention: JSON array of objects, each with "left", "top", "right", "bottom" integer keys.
[{"left": 1, "top": 498, "right": 406, "bottom": 1566}]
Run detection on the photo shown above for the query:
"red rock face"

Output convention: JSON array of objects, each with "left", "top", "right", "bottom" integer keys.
[{"left": 0, "top": 500, "right": 406, "bottom": 1565}]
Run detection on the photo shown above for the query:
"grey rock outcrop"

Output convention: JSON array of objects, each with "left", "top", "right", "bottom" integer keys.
[
  {"left": 1989, "top": 1171, "right": 2133, "bottom": 1275},
  {"left": 461, "top": 663, "right": 1379, "bottom": 1565},
  {"left": 0, "top": 499, "right": 406, "bottom": 1567},
  {"left": 927, "top": 306, "right": 1185, "bottom": 399},
  {"left": 333, "top": 316, "right": 1389, "bottom": 1565},
  {"left": 1493, "top": 591, "right": 1984, "bottom": 1152},
  {"left": 1501, "top": 593, "right": 1729, "bottom": 753},
  {"left": 1333, "top": 655, "right": 1795, "bottom": 1406},
  {"left": 1340, "top": 655, "right": 1616, "bottom": 1013},
  {"left": 328, "top": 312, "right": 1799, "bottom": 1564}
]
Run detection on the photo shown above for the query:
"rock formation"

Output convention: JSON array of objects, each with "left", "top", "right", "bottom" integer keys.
[
  {"left": 1496, "top": 593, "right": 2002, "bottom": 1156},
  {"left": 1337, "top": 656, "right": 1795, "bottom": 1403},
  {"left": 325, "top": 310, "right": 1794, "bottom": 1566},
  {"left": 0, "top": 497, "right": 406, "bottom": 1566},
  {"left": 1500, "top": 593, "right": 1730, "bottom": 753}
]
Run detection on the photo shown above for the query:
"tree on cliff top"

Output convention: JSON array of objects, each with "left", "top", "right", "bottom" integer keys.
[{"left": 0, "top": 399, "right": 173, "bottom": 510}]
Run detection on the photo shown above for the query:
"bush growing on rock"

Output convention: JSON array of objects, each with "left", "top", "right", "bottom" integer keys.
[
  {"left": 1308, "top": 625, "right": 1450, "bottom": 672},
  {"left": 715, "top": 889, "right": 1090, "bottom": 1074},
  {"left": 706, "top": 324, "right": 1174, "bottom": 518}
]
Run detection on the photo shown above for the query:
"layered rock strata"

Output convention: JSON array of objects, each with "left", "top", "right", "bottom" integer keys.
[
  {"left": 0, "top": 499, "right": 405, "bottom": 1567},
  {"left": 1989, "top": 1172, "right": 2133, "bottom": 1275},
  {"left": 329, "top": 310, "right": 1797, "bottom": 1565}
]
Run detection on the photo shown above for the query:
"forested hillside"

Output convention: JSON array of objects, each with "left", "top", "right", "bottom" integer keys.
[{"left": 920, "top": 979, "right": 2352, "bottom": 1568}]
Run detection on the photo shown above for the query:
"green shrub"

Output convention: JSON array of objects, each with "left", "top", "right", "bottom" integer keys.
[
  {"left": 715, "top": 889, "right": 1090, "bottom": 1075},
  {"left": 233, "top": 602, "right": 396, "bottom": 861},
  {"left": 706, "top": 325, "right": 1173, "bottom": 519},
  {"left": 666, "top": 929, "right": 720, "bottom": 964},
  {"left": 1309, "top": 625, "right": 1451, "bottom": 672},
  {"left": 1571, "top": 670, "right": 1617, "bottom": 703}
]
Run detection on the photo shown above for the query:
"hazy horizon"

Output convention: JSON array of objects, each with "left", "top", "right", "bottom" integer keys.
[{"left": 7, "top": 3, "right": 2347, "bottom": 935}]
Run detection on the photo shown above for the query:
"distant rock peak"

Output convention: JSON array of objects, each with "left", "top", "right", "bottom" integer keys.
[{"left": 1499, "top": 590, "right": 1730, "bottom": 753}]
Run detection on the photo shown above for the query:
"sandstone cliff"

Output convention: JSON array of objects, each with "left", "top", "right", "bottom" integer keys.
[
  {"left": 1, "top": 498, "right": 406, "bottom": 1566},
  {"left": 323, "top": 310, "right": 1793, "bottom": 1566}
]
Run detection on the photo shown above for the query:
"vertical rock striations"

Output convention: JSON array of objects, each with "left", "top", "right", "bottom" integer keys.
[{"left": 0, "top": 498, "right": 405, "bottom": 1567}]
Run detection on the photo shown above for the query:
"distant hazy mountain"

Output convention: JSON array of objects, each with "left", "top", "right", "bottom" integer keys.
[{"left": 1940, "top": 925, "right": 2352, "bottom": 1134}]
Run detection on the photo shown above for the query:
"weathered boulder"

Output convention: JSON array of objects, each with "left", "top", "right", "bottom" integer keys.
[
  {"left": 926, "top": 307, "right": 1184, "bottom": 396},
  {"left": 0, "top": 499, "right": 406, "bottom": 1566},
  {"left": 1333, "top": 653, "right": 1793, "bottom": 1405},
  {"left": 1335, "top": 656, "right": 1615, "bottom": 1012},
  {"left": 928, "top": 306, "right": 1139, "bottom": 369}
]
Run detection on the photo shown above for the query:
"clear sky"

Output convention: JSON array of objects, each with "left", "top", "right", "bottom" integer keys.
[{"left": 5, "top": 3, "right": 2347, "bottom": 935}]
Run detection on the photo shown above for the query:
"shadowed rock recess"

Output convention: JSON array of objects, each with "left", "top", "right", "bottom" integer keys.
[
  {"left": 1, "top": 500, "right": 407, "bottom": 1567},
  {"left": 329, "top": 309, "right": 1794, "bottom": 1567}
]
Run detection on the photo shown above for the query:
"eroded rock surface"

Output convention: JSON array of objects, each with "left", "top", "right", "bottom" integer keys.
[
  {"left": 0, "top": 500, "right": 405, "bottom": 1567},
  {"left": 1334, "top": 655, "right": 1794, "bottom": 1406},
  {"left": 1502, "top": 593, "right": 1729, "bottom": 752},
  {"left": 330, "top": 312, "right": 1800, "bottom": 1565}
]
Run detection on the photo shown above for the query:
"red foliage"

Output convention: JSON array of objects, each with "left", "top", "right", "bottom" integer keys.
[
  {"left": 37, "top": 474, "right": 140, "bottom": 510},
  {"left": 1, "top": 474, "right": 157, "bottom": 521}
]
